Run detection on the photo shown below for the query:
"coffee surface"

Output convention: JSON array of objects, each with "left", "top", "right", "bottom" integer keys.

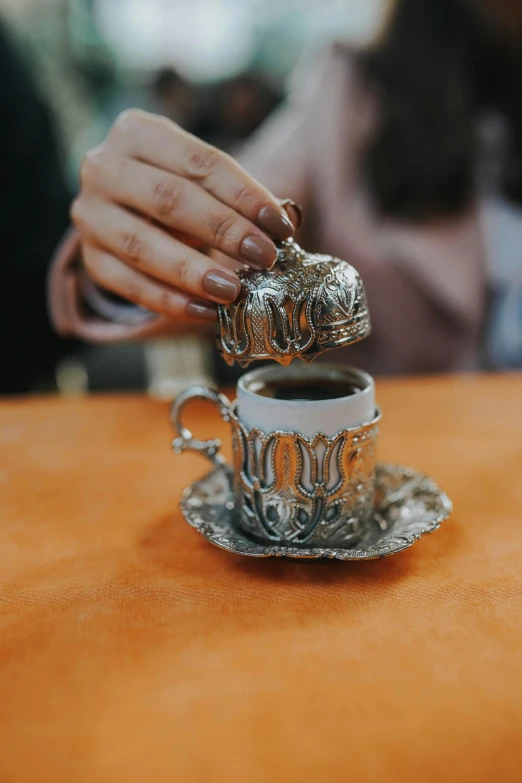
[{"left": 249, "top": 377, "right": 360, "bottom": 402}]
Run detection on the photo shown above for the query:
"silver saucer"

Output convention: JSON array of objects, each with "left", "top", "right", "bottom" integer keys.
[{"left": 179, "top": 463, "right": 452, "bottom": 560}]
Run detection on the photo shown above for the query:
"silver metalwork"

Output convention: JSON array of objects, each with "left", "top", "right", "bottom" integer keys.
[
  {"left": 217, "top": 239, "right": 371, "bottom": 367},
  {"left": 171, "top": 387, "right": 381, "bottom": 548},
  {"left": 172, "top": 386, "right": 231, "bottom": 467},
  {"left": 179, "top": 463, "right": 452, "bottom": 560}
]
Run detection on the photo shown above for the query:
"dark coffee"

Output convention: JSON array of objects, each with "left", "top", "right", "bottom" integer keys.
[{"left": 250, "top": 377, "right": 360, "bottom": 402}]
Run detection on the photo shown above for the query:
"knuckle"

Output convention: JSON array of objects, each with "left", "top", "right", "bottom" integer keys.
[
  {"left": 230, "top": 181, "right": 256, "bottom": 210},
  {"left": 185, "top": 147, "right": 221, "bottom": 180},
  {"left": 70, "top": 197, "right": 83, "bottom": 225},
  {"left": 111, "top": 108, "right": 143, "bottom": 140},
  {"left": 151, "top": 179, "right": 182, "bottom": 219},
  {"left": 209, "top": 213, "right": 237, "bottom": 247},
  {"left": 70, "top": 198, "right": 91, "bottom": 232},
  {"left": 121, "top": 232, "right": 145, "bottom": 266},
  {"left": 174, "top": 258, "right": 190, "bottom": 288},
  {"left": 79, "top": 149, "right": 104, "bottom": 186},
  {"left": 159, "top": 287, "right": 176, "bottom": 315}
]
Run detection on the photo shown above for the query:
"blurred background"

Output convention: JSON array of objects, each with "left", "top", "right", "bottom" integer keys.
[{"left": 0, "top": 0, "right": 385, "bottom": 397}]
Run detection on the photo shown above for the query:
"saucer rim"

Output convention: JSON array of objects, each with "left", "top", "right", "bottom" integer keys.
[{"left": 179, "top": 462, "right": 452, "bottom": 561}]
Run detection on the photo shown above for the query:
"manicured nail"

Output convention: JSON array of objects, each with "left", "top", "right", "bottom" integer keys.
[
  {"left": 240, "top": 235, "right": 277, "bottom": 269},
  {"left": 257, "top": 205, "right": 294, "bottom": 241},
  {"left": 281, "top": 198, "right": 303, "bottom": 229},
  {"left": 203, "top": 269, "right": 241, "bottom": 302},
  {"left": 186, "top": 300, "right": 217, "bottom": 321}
]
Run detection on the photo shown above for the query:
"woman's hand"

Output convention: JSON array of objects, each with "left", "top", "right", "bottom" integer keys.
[{"left": 71, "top": 109, "right": 295, "bottom": 322}]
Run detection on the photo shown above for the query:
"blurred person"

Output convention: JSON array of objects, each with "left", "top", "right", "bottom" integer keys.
[
  {"left": 201, "top": 73, "right": 283, "bottom": 151},
  {"left": 50, "top": 0, "right": 522, "bottom": 374},
  {"left": 149, "top": 67, "right": 197, "bottom": 130},
  {"left": 0, "top": 21, "right": 74, "bottom": 394}
]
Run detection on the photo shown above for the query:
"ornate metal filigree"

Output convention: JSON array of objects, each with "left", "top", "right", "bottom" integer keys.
[
  {"left": 171, "top": 385, "right": 380, "bottom": 548},
  {"left": 217, "top": 240, "right": 371, "bottom": 367},
  {"left": 179, "top": 463, "right": 452, "bottom": 560},
  {"left": 230, "top": 413, "right": 380, "bottom": 546}
]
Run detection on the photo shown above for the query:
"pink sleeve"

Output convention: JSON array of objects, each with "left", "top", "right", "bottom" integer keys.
[{"left": 47, "top": 228, "right": 171, "bottom": 343}]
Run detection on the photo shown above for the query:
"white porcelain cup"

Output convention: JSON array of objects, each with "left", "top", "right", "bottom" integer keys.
[{"left": 237, "top": 363, "right": 375, "bottom": 438}]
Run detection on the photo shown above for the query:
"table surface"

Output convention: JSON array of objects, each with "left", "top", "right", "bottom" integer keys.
[{"left": 0, "top": 374, "right": 521, "bottom": 783}]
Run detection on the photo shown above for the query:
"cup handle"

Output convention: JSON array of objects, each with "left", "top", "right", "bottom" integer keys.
[{"left": 170, "top": 385, "right": 233, "bottom": 467}]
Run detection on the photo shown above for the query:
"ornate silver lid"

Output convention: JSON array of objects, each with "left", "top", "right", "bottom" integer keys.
[{"left": 217, "top": 239, "right": 371, "bottom": 367}]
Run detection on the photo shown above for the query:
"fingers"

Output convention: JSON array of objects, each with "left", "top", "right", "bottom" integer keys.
[
  {"left": 81, "top": 154, "right": 278, "bottom": 269},
  {"left": 72, "top": 198, "right": 241, "bottom": 304},
  {"left": 105, "top": 109, "right": 295, "bottom": 241},
  {"left": 81, "top": 244, "right": 217, "bottom": 322},
  {"left": 208, "top": 199, "right": 303, "bottom": 270},
  {"left": 74, "top": 108, "right": 298, "bottom": 324}
]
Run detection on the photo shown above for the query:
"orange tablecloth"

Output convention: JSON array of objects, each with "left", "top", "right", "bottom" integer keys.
[{"left": 0, "top": 374, "right": 521, "bottom": 783}]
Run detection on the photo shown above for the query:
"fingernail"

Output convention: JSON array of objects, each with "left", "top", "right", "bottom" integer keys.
[
  {"left": 203, "top": 269, "right": 241, "bottom": 302},
  {"left": 186, "top": 300, "right": 217, "bottom": 321},
  {"left": 257, "top": 205, "right": 294, "bottom": 241},
  {"left": 281, "top": 198, "right": 303, "bottom": 229},
  {"left": 240, "top": 235, "right": 277, "bottom": 269}
]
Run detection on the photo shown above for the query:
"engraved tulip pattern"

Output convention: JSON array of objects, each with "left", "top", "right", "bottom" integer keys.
[
  {"left": 231, "top": 415, "right": 378, "bottom": 545},
  {"left": 217, "top": 242, "right": 371, "bottom": 367}
]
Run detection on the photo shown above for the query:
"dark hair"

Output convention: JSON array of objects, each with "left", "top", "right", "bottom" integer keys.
[
  {"left": 151, "top": 67, "right": 188, "bottom": 98},
  {"left": 358, "top": 0, "right": 522, "bottom": 222}
]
